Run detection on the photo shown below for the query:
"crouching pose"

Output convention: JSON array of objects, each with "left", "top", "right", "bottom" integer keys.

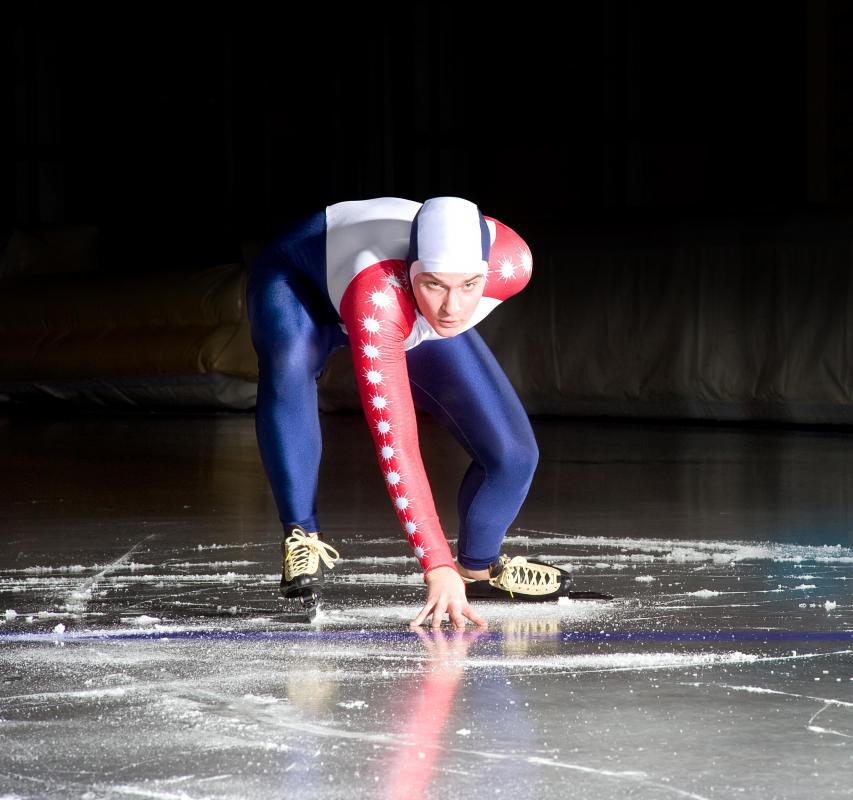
[{"left": 246, "top": 196, "right": 573, "bottom": 628}]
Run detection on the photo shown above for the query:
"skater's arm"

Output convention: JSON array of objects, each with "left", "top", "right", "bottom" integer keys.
[{"left": 339, "top": 260, "right": 458, "bottom": 580}]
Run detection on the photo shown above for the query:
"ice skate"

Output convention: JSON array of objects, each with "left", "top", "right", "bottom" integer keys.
[
  {"left": 280, "top": 525, "right": 340, "bottom": 620},
  {"left": 461, "top": 554, "right": 613, "bottom": 602}
]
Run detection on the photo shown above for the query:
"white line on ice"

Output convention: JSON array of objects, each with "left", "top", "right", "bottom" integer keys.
[
  {"left": 711, "top": 682, "right": 853, "bottom": 708},
  {"left": 684, "top": 682, "right": 853, "bottom": 740},
  {"left": 455, "top": 748, "right": 711, "bottom": 800},
  {"left": 526, "top": 756, "right": 711, "bottom": 800},
  {"left": 1, "top": 687, "right": 129, "bottom": 703},
  {"left": 110, "top": 786, "right": 217, "bottom": 799},
  {"left": 64, "top": 535, "right": 158, "bottom": 614},
  {"left": 807, "top": 702, "right": 853, "bottom": 739}
]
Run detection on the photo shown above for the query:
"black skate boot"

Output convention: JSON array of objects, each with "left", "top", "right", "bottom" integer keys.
[
  {"left": 280, "top": 525, "right": 340, "bottom": 621},
  {"left": 462, "top": 554, "right": 613, "bottom": 602}
]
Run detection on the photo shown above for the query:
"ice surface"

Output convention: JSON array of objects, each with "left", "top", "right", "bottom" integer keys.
[
  {"left": 1, "top": 529, "right": 851, "bottom": 800},
  {"left": 2, "top": 412, "right": 853, "bottom": 798}
]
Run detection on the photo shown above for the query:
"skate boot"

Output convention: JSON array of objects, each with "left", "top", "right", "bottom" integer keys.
[
  {"left": 462, "top": 554, "right": 613, "bottom": 602},
  {"left": 280, "top": 525, "right": 340, "bottom": 620}
]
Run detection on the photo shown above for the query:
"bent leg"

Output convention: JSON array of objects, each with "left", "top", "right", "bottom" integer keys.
[
  {"left": 405, "top": 329, "right": 539, "bottom": 570},
  {"left": 246, "top": 252, "right": 346, "bottom": 533}
]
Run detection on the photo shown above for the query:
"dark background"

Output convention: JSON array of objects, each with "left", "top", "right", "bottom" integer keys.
[{"left": 5, "top": 2, "right": 852, "bottom": 272}]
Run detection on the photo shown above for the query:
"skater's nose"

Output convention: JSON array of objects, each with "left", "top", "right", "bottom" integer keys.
[{"left": 443, "top": 289, "right": 462, "bottom": 315}]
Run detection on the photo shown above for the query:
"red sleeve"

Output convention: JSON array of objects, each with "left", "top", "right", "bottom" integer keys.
[
  {"left": 482, "top": 216, "right": 533, "bottom": 301},
  {"left": 338, "top": 259, "right": 458, "bottom": 581}
]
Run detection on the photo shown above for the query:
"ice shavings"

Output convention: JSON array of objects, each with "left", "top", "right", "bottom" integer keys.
[
  {"left": 463, "top": 650, "right": 762, "bottom": 673},
  {"left": 0, "top": 573, "right": 280, "bottom": 592},
  {"left": 62, "top": 535, "right": 157, "bottom": 614},
  {"left": 242, "top": 694, "right": 280, "bottom": 705},
  {"left": 195, "top": 542, "right": 270, "bottom": 551},
  {"left": 333, "top": 572, "right": 423, "bottom": 585},
  {"left": 340, "top": 555, "right": 414, "bottom": 564},
  {"left": 2, "top": 686, "right": 130, "bottom": 703},
  {"left": 338, "top": 700, "right": 368, "bottom": 709},
  {"left": 510, "top": 530, "right": 853, "bottom": 565},
  {"left": 168, "top": 561, "right": 260, "bottom": 568},
  {"left": 17, "top": 564, "right": 88, "bottom": 574},
  {"left": 3, "top": 622, "right": 229, "bottom": 642},
  {"left": 119, "top": 615, "right": 162, "bottom": 626}
]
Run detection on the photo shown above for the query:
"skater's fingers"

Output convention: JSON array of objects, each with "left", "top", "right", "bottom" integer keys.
[
  {"left": 409, "top": 599, "right": 436, "bottom": 628},
  {"left": 463, "top": 602, "right": 488, "bottom": 628},
  {"left": 448, "top": 606, "right": 466, "bottom": 631},
  {"left": 431, "top": 599, "right": 448, "bottom": 630},
  {"left": 443, "top": 598, "right": 464, "bottom": 631}
]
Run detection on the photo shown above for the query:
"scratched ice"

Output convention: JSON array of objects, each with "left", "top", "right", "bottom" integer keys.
[{"left": 1, "top": 531, "right": 851, "bottom": 799}]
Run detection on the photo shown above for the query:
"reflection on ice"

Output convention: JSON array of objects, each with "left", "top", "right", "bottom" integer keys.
[{"left": 1, "top": 528, "right": 851, "bottom": 799}]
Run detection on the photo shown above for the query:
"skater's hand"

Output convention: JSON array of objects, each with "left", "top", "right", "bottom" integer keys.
[{"left": 409, "top": 566, "right": 488, "bottom": 631}]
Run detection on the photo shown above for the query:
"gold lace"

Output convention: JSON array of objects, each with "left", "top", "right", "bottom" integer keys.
[
  {"left": 491, "top": 555, "right": 561, "bottom": 598},
  {"left": 283, "top": 529, "right": 340, "bottom": 581}
]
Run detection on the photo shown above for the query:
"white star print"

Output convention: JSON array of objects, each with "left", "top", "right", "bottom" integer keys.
[
  {"left": 361, "top": 342, "right": 381, "bottom": 360},
  {"left": 394, "top": 494, "right": 410, "bottom": 510},
  {"left": 368, "top": 288, "right": 392, "bottom": 310},
  {"left": 364, "top": 368, "right": 384, "bottom": 386},
  {"left": 361, "top": 314, "right": 381, "bottom": 334},
  {"left": 414, "top": 545, "right": 425, "bottom": 559},
  {"left": 370, "top": 393, "right": 388, "bottom": 411},
  {"left": 380, "top": 444, "right": 395, "bottom": 460},
  {"left": 374, "top": 418, "right": 392, "bottom": 436},
  {"left": 384, "top": 273, "right": 404, "bottom": 291},
  {"left": 497, "top": 255, "right": 516, "bottom": 281},
  {"left": 385, "top": 470, "right": 401, "bottom": 486},
  {"left": 404, "top": 521, "right": 417, "bottom": 535},
  {"left": 520, "top": 248, "right": 532, "bottom": 274}
]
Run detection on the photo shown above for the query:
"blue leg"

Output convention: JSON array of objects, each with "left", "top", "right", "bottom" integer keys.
[
  {"left": 245, "top": 247, "right": 346, "bottom": 533},
  {"left": 405, "top": 329, "right": 539, "bottom": 570}
]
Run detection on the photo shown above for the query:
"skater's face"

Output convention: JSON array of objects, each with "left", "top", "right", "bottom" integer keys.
[{"left": 412, "top": 271, "right": 485, "bottom": 336}]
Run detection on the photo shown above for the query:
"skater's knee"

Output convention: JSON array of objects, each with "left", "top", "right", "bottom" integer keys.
[
  {"left": 485, "top": 430, "right": 538, "bottom": 483},
  {"left": 507, "top": 436, "right": 538, "bottom": 483}
]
